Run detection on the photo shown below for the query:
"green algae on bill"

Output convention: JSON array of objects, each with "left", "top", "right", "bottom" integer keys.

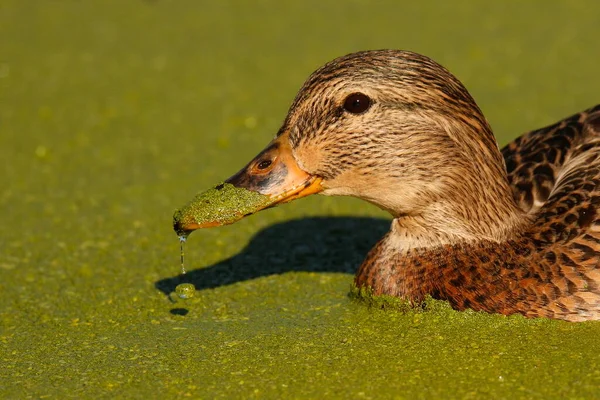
[{"left": 173, "top": 182, "right": 271, "bottom": 235}]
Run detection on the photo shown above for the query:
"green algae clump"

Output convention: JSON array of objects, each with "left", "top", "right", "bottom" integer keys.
[
  {"left": 350, "top": 285, "right": 425, "bottom": 312},
  {"left": 173, "top": 183, "right": 271, "bottom": 234},
  {"left": 350, "top": 285, "right": 459, "bottom": 315}
]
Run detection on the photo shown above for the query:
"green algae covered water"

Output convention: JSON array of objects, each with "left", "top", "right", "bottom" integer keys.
[{"left": 1, "top": 1, "right": 600, "bottom": 399}]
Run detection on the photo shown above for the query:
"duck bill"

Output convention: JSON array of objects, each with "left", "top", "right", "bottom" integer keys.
[
  {"left": 227, "top": 134, "right": 323, "bottom": 205},
  {"left": 175, "top": 133, "right": 323, "bottom": 233}
]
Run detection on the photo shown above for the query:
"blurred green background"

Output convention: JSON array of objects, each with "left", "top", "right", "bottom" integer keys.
[{"left": 1, "top": 1, "right": 599, "bottom": 398}]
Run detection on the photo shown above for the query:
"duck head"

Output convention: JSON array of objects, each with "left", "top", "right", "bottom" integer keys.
[{"left": 175, "top": 50, "right": 525, "bottom": 250}]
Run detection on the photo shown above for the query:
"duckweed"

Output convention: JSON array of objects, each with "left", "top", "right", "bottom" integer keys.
[
  {"left": 173, "top": 183, "right": 271, "bottom": 235},
  {"left": 349, "top": 284, "right": 424, "bottom": 312},
  {"left": 2, "top": 1, "right": 599, "bottom": 399}
]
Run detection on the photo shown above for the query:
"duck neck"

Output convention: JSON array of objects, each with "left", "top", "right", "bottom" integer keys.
[
  {"left": 390, "top": 188, "right": 529, "bottom": 253},
  {"left": 389, "top": 116, "right": 530, "bottom": 252}
]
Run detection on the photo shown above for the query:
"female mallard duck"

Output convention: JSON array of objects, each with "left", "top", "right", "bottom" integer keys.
[{"left": 174, "top": 50, "right": 600, "bottom": 322}]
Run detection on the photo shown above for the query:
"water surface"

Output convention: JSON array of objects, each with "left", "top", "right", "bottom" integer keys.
[{"left": 1, "top": 1, "right": 599, "bottom": 398}]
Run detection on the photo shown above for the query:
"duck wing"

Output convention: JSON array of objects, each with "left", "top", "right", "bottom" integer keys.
[
  {"left": 502, "top": 104, "right": 600, "bottom": 214},
  {"left": 463, "top": 105, "right": 600, "bottom": 321},
  {"left": 515, "top": 105, "right": 600, "bottom": 320}
]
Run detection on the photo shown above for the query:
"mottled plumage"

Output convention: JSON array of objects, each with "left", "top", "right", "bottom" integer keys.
[
  {"left": 283, "top": 51, "right": 600, "bottom": 321},
  {"left": 357, "top": 105, "right": 600, "bottom": 321}
]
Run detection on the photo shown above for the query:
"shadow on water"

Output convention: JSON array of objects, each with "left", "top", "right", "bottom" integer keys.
[{"left": 155, "top": 216, "right": 390, "bottom": 295}]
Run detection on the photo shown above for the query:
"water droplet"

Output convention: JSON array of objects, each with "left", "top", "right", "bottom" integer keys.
[
  {"left": 179, "top": 235, "right": 187, "bottom": 275},
  {"left": 175, "top": 283, "right": 195, "bottom": 299}
]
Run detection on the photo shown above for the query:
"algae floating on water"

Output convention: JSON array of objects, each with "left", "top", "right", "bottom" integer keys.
[{"left": 173, "top": 182, "right": 271, "bottom": 235}]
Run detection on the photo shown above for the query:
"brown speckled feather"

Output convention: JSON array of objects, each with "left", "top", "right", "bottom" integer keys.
[
  {"left": 503, "top": 105, "right": 600, "bottom": 214},
  {"left": 356, "top": 105, "right": 600, "bottom": 321}
]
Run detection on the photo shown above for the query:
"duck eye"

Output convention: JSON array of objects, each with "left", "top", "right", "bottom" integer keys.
[
  {"left": 343, "top": 93, "right": 371, "bottom": 114},
  {"left": 257, "top": 159, "right": 272, "bottom": 170}
]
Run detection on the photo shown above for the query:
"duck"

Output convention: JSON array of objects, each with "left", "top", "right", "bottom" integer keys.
[{"left": 174, "top": 50, "right": 600, "bottom": 322}]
